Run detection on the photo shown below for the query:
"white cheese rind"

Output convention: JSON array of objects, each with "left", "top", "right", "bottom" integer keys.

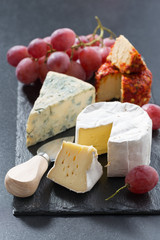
[
  {"left": 47, "top": 142, "right": 103, "bottom": 193},
  {"left": 75, "top": 101, "right": 152, "bottom": 177},
  {"left": 26, "top": 71, "right": 95, "bottom": 146},
  {"left": 86, "top": 150, "right": 103, "bottom": 192}
]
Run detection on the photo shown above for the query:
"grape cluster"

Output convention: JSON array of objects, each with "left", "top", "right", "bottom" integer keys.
[{"left": 7, "top": 17, "right": 116, "bottom": 84}]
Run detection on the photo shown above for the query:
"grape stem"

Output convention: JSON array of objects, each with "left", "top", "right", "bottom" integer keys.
[
  {"left": 70, "top": 16, "right": 116, "bottom": 59},
  {"left": 37, "top": 16, "right": 116, "bottom": 62},
  {"left": 105, "top": 183, "right": 129, "bottom": 201},
  {"left": 95, "top": 16, "right": 116, "bottom": 39},
  {"left": 44, "top": 47, "right": 56, "bottom": 63}
]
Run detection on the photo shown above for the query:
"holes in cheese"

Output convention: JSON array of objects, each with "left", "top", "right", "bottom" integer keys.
[
  {"left": 47, "top": 141, "right": 103, "bottom": 193},
  {"left": 77, "top": 124, "right": 113, "bottom": 155}
]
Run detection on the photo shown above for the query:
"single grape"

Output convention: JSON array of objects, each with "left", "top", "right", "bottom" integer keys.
[
  {"left": 7, "top": 45, "right": 29, "bottom": 67},
  {"left": 43, "top": 36, "right": 52, "bottom": 51},
  {"left": 38, "top": 56, "right": 49, "bottom": 83},
  {"left": 105, "top": 165, "right": 159, "bottom": 200},
  {"left": 99, "top": 46, "right": 111, "bottom": 63},
  {"left": 79, "top": 46, "right": 102, "bottom": 73},
  {"left": 77, "top": 56, "right": 94, "bottom": 81},
  {"left": 142, "top": 103, "right": 160, "bottom": 130},
  {"left": 51, "top": 28, "right": 76, "bottom": 51},
  {"left": 43, "top": 36, "right": 51, "bottom": 45},
  {"left": 28, "top": 38, "right": 48, "bottom": 58},
  {"left": 65, "top": 61, "right": 86, "bottom": 81},
  {"left": 103, "top": 37, "right": 115, "bottom": 48},
  {"left": 76, "top": 59, "right": 94, "bottom": 81},
  {"left": 16, "top": 57, "right": 39, "bottom": 84},
  {"left": 125, "top": 165, "right": 159, "bottom": 194},
  {"left": 47, "top": 51, "right": 70, "bottom": 73}
]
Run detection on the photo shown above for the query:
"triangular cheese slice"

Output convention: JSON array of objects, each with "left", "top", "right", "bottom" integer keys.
[
  {"left": 107, "top": 35, "right": 146, "bottom": 74},
  {"left": 47, "top": 141, "right": 103, "bottom": 193},
  {"left": 26, "top": 71, "right": 95, "bottom": 146}
]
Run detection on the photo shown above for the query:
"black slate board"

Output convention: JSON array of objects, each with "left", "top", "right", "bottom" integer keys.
[{"left": 13, "top": 81, "right": 160, "bottom": 216}]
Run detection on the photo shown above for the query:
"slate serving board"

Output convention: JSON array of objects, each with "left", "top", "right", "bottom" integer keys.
[{"left": 13, "top": 81, "right": 160, "bottom": 216}]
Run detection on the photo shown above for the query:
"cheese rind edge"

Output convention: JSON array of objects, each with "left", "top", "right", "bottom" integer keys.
[
  {"left": 47, "top": 141, "right": 103, "bottom": 193},
  {"left": 26, "top": 71, "right": 95, "bottom": 146}
]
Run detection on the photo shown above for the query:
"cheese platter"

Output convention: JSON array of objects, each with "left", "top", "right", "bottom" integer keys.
[
  {"left": 12, "top": 79, "right": 160, "bottom": 216},
  {"left": 5, "top": 19, "right": 160, "bottom": 215}
]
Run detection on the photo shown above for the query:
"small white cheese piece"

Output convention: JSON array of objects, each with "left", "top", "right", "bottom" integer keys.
[
  {"left": 75, "top": 101, "right": 152, "bottom": 177},
  {"left": 47, "top": 141, "right": 103, "bottom": 193},
  {"left": 107, "top": 35, "right": 146, "bottom": 74},
  {"left": 26, "top": 71, "right": 95, "bottom": 147}
]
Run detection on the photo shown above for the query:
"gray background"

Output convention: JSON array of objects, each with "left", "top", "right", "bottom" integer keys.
[{"left": 1, "top": 0, "right": 160, "bottom": 239}]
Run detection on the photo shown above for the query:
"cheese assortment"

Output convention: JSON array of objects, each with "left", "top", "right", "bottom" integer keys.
[
  {"left": 24, "top": 34, "right": 154, "bottom": 193},
  {"left": 47, "top": 141, "right": 103, "bottom": 193},
  {"left": 6, "top": 17, "right": 159, "bottom": 199},
  {"left": 95, "top": 35, "right": 152, "bottom": 106},
  {"left": 26, "top": 71, "right": 95, "bottom": 147},
  {"left": 75, "top": 101, "right": 152, "bottom": 177}
]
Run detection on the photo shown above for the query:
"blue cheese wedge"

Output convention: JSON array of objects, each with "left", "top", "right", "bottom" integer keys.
[
  {"left": 26, "top": 71, "right": 95, "bottom": 147},
  {"left": 47, "top": 141, "right": 103, "bottom": 193}
]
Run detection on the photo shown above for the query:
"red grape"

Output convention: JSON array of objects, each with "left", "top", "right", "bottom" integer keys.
[
  {"left": 43, "top": 36, "right": 52, "bottom": 51},
  {"left": 125, "top": 165, "right": 159, "bottom": 194},
  {"left": 7, "top": 19, "right": 116, "bottom": 86},
  {"left": 43, "top": 36, "right": 51, "bottom": 45},
  {"left": 106, "top": 165, "right": 159, "bottom": 200},
  {"left": 76, "top": 58, "right": 94, "bottom": 81},
  {"left": 51, "top": 28, "right": 76, "bottom": 51},
  {"left": 99, "top": 46, "right": 111, "bottom": 63},
  {"left": 7, "top": 45, "right": 29, "bottom": 67},
  {"left": 142, "top": 103, "right": 160, "bottom": 130},
  {"left": 79, "top": 46, "right": 102, "bottom": 72},
  {"left": 38, "top": 56, "right": 49, "bottom": 83},
  {"left": 47, "top": 51, "right": 70, "bottom": 73},
  {"left": 65, "top": 61, "right": 86, "bottom": 81},
  {"left": 103, "top": 37, "right": 115, "bottom": 48},
  {"left": 28, "top": 38, "right": 48, "bottom": 58},
  {"left": 16, "top": 58, "right": 39, "bottom": 84}
]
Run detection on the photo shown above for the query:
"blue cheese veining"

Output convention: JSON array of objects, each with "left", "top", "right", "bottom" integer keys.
[{"left": 26, "top": 71, "right": 95, "bottom": 147}]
